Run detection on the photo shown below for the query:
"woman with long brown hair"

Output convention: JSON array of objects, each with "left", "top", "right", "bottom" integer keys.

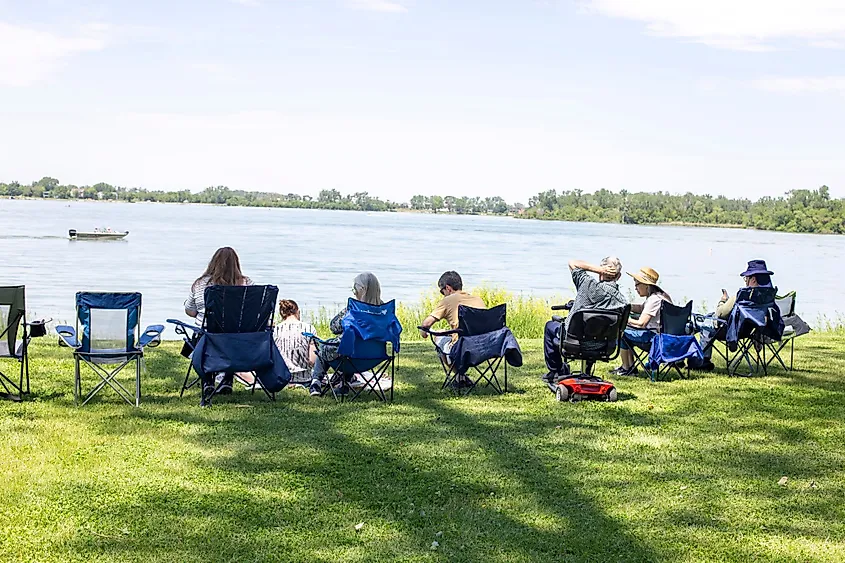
[
  {"left": 184, "top": 247, "right": 252, "bottom": 399},
  {"left": 184, "top": 247, "right": 252, "bottom": 324}
]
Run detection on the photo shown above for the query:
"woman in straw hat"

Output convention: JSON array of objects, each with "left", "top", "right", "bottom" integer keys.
[{"left": 611, "top": 266, "right": 672, "bottom": 376}]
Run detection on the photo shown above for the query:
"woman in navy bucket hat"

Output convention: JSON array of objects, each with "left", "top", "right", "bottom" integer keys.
[
  {"left": 739, "top": 259, "right": 774, "bottom": 278},
  {"left": 689, "top": 259, "right": 775, "bottom": 371}
]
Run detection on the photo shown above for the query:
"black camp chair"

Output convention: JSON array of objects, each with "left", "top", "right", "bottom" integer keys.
[
  {"left": 623, "top": 300, "right": 697, "bottom": 381},
  {"left": 168, "top": 284, "right": 283, "bottom": 405},
  {"left": 0, "top": 286, "right": 47, "bottom": 402},
  {"left": 420, "top": 304, "right": 522, "bottom": 396},
  {"left": 764, "top": 291, "right": 810, "bottom": 372},
  {"left": 558, "top": 305, "right": 631, "bottom": 379}
]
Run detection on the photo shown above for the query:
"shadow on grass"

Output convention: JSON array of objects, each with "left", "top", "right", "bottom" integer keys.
[{"left": 65, "top": 344, "right": 660, "bottom": 562}]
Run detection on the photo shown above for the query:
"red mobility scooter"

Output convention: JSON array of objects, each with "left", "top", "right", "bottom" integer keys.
[{"left": 547, "top": 302, "right": 631, "bottom": 403}]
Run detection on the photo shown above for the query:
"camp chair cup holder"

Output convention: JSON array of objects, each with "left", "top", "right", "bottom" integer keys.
[{"left": 27, "top": 318, "right": 50, "bottom": 338}]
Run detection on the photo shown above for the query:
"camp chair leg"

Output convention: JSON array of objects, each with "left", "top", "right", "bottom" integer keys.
[
  {"left": 180, "top": 362, "right": 200, "bottom": 398},
  {"left": 135, "top": 357, "right": 141, "bottom": 408},
  {"left": 74, "top": 358, "right": 81, "bottom": 406}
]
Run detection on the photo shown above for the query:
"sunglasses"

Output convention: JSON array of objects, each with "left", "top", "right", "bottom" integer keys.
[{"left": 439, "top": 287, "right": 447, "bottom": 295}]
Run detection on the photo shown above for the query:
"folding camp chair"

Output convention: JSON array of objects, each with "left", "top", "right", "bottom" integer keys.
[
  {"left": 56, "top": 292, "right": 163, "bottom": 407},
  {"left": 623, "top": 301, "right": 700, "bottom": 382},
  {"left": 0, "top": 286, "right": 47, "bottom": 402},
  {"left": 764, "top": 291, "right": 810, "bottom": 372},
  {"left": 168, "top": 284, "right": 288, "bottom": 406},
  {"left": 558, "top": 305, "right": 631, "bottom": 378},
  {"left": 306, "top": 298, "right": 401, "bottom": 402},
  {"left": 721, "top": 286, "right": 784, "bottom": 377},
  {"left": 420, "top": 304, "right": 522, "bottom": 396}
]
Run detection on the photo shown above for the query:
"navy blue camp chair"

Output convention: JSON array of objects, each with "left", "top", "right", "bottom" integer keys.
[
  {"left": 0, "top": 286, "right": 47, "bottom": 402},
  {"left": 306, "top": 298, "right": 401, "bottom": 402},
  {"left": 724, "top": 286, "right": 784, "bottom": 376},
  {"left": 645, "top": 301, "right": 702, "bottom": 382},
  {"left": 56, "top": 292, "right": 163, "bottom": 407},
  {"left": 624, "top": 301, "right": 701, "bottom": 382},
  {"left": 168, "top": 284, "right": 289, "bottom": 405},
  {"left": 420, "top": 304, "right": 522, "bottom": 396}
]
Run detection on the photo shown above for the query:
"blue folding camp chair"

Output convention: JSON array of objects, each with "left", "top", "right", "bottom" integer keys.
[
  {"left": 306, "top": 298, "right": 401, "bottom": 402},
  {"left": 420, "top": 304, "right": 522, "bottom": 396},
  {"left": 697, "top": 287, "right": 784, "bottom": 376},
  {"left": 645, "top": 301, "right": 703, "bottom": 382},
  {"left": 56, "top": 292, "right": 163, "bottom": 407},
  {"left": 0, "top": 285, "right": 47, "bottom": 402},
  {"left": 724, "top": 286, "right": 784, "bottom": 376},
  {"left": 625, "top": 301, "right": 702, "bottom": 381},
  {"left": 168, "top": 284, "right": 290, "bottom": 406}
]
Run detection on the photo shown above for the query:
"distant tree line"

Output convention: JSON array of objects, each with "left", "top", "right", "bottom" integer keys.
[
  {"left": 2, "top": 177, "right": 843, "bottom": 234},
  {"left": 523, "top": 186, "right": 845, "bottom": 234}
]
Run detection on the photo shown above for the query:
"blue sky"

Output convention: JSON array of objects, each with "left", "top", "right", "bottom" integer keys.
[{"left": 1, "top": 0, "right": 844, "bottom": 203}]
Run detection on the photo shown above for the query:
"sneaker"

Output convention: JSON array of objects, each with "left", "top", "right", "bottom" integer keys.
[
  {"left": 309, "top": 381, "right": 323, "bottom": 397},
  {"left": 611, "top": 366, "right": 638, "bottom": 376},
  {"left": 349, "top": 373, "right": 368, "bottom": 389},
  {"left": 335, "top": 383, "right": 350, "bottom": 396}
]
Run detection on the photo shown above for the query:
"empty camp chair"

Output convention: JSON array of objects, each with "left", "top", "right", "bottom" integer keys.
[
  {"left": 306, "top": 298, "right": 402, "bottom": 402},
  {"left": 723, "top": 286, "right": 784, "bottom": 376},
  {"left": 168, "top": 284, "right": 290, "bottom": 406},
  {"left": 764, "top": 291, "right": 811, "bottom": 371},
  {"left": 420, "top": 304, "right": 522, "bottom": 396},
  {"left": 559, "top": 305, "right": 631, "bottom": 379},
  {"left": 0, "top": 286, "right": 47, "bottom": 402},
  {"left": 56, "top": 292, "right": 163, "bottom": 407}
]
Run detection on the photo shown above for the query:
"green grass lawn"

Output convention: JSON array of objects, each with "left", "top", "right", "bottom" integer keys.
[{"left": 2, "top": 335, "right": 845, "bottom": 562}]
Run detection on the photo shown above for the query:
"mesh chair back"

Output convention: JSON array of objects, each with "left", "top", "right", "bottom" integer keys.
[
  {"left": 0, "top": 286, "right": 25, "bottom": 357},
  {"left": 563, "top": 305, "right": 631, "bottom": 361},
  {"left": 776, "top": 292, "right": 796, "bottom": 317},
  {"left": 737, "top": 286, "right": 778, "bottom": 306},
  {"left": 76, "top": 293, "right": 141, "bottom": 354},
  {"left": 203, "top": 285, "right": 278, "bottom": 334},
  {"left": 660, "top": 300, "right": 693, "bottom": 336},
  {"left": 458, "top": 304, "right": 506, "bottom": 337}
]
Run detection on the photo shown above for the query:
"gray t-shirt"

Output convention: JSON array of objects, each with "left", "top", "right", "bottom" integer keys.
[{"left": 565, "top": 268, "right": 628, "bottom": 332}]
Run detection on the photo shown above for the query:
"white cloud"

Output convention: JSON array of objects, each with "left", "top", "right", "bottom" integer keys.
[
  {"left": 0, "top": 22, "right": 106, "bottom": 87},
  {"left": 753, "top": 76, "right": 845, "bottom": 95},
  {"left": 348, "top": 0, "right": 408, "bottom": 13},
  {"left": 584, "top": 0, "right": 845, "bottom": 51}
]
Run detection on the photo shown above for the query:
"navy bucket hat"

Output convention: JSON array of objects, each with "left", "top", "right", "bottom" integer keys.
[{"left": 740, "top": 259, "right": 773, "bottom": 277}]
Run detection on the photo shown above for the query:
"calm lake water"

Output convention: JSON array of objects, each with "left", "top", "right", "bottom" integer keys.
[{"left": 2, "top": 199, "right": 842, "bottom": 334}]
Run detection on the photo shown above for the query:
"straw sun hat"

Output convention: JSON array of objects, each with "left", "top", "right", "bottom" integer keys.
[{"left": 627, "top": 267, "right": 661, "bottom": 287}]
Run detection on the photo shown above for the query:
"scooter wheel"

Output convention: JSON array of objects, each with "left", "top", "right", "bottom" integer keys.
[
  {"left": 555, "top": 385, "right": 569, "bottom": 402},
  {"left": 607, "top": 388, "right": 618, "bottom": 402}
]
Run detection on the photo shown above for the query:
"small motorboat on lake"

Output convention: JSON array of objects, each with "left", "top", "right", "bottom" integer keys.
[{"left": 68, "top": 228, "right": 129, "bottom": 240}]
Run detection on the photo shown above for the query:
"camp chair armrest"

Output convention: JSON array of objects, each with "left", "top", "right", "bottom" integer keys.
[
  {"left": 166, "top": 318, "right": 203, "bottom": 337},
  {"left": 417, "top": 326, "right": 461, "bottom": 337},
  {"left": 139, "top": 324, "right": 165, "bottom": 348},
  {"left": 55, "top": 325, "right": 80, "bottom": 348},
  {"left": 302, "top": 332, "right": 339, "bottom": 347},
  {"left": 551, "top": 300, "right": 574, "bottom": 311}
]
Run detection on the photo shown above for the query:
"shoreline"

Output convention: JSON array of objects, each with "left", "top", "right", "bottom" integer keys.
[{"left": 3, "top": 196, "right": 843, "bottom": 236}]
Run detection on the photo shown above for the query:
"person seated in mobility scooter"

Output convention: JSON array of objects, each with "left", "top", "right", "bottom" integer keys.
[{"left": 545, "top": 300, "right": 631, "bottom": 402}]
